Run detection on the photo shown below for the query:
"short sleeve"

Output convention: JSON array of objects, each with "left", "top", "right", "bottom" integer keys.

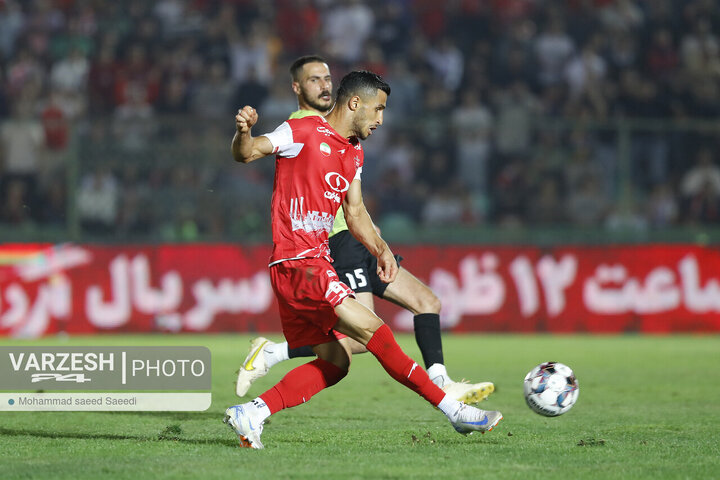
[{"left": 262, "top": 121, "right": 304, "bottom": 158}]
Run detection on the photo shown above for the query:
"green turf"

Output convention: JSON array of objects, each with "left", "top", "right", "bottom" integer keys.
[{"left": 1, "top": 334, "right": 718, "bottom": 479}]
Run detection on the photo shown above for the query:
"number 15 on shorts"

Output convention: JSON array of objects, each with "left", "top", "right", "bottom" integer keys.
[{"left": 344, "top": 268, "right": 367, "bottom": 290}]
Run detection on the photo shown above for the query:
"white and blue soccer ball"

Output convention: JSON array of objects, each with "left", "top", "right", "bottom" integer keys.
[{"left": 523, "top": 362, "right": 579, "bottom": 417}]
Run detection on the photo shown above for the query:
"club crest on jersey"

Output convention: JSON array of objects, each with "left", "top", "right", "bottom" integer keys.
[{"left": 319, "top": 142, "right": 331, "bottom": 156}]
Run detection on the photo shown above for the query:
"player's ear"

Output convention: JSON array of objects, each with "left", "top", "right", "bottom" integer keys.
[
  {"left": 291, "top": 81, "right": 301, "bottom": 95},
  {"left": 348, "top": 95, "right": 361, "bottom": 112}
]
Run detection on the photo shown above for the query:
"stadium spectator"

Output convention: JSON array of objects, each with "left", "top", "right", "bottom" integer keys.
[
  {"left": 493, "top": 80, "right": 538, "bottom": 158},
  {"left": 0, "top": 1, "right": 24, "bottom": 59},
  {"left": 76, "top": 167, "right": 119, "bottom": 235},
  {"left": 645, "top": 28, "right": 679, "bottom": 82},
  {"left": 422, "top": 183, "right": 466, "bottom": 227},
  {"left": 382, "top": 58, "right": 422, "bottom": 117},
  {"left": 190, "top": 59, "right": 234, "bottom": 120},
  {"left": 227, "top": 20, "right": 275, "bottom": 87},
  {"left": 37, "top": 176, "right": 66, "bottom": 227},
  {"left": 322, "top": 0, "right": 374, "bottom": 66},
  {"left": 566, "top": 175, "right": 610, "bottom": 226},
  {"left": 112, "top": 81, "right": 156, "bottom": 153},
  {"left": 679, "top": 18, "right": 719, "bottom": 77},
  {"left": 5, "top": 46, "right": 44, "bottom": 97},
  {"left": 563, "top": 36, "right": 607, "bottom": 100},
  {"left": 451, "top": 89, "right": 494, "bottom": 195},
  {"left": 87, "top": 40, "right": 121, "bottom": 114},
  {"left": 274, "top": 0, "right": 321, "bottom": 56},
  {"left": 646, "top": 182, "right": 679, "bottom": 228},
  {"left": 680, "top": 147, "right": 720, "bottom": 223},
  {"left": 534, "top": 17, "right": 576, "bottom": 87},
  {"left": 0, "top": 98, "right": 44, "bottom": 220},
  {"left": 598, "top": 0, "right": 644, "bottom": 33},
  {"left": 425, "top": 36, "right": 465, "bottom": 92},
  {"left": 0, "top": 179, "right": 32, "bottom": 225},
  {"left": 528, "top": 177, "right": 567, "bottom": 226}
]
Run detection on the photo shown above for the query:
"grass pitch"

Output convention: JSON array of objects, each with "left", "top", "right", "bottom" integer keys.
[{"left": 1, "top": 334, "right": 718, "bottom": 479}]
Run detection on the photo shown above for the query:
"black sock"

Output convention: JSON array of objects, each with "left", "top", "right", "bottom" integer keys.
[
  {"left": 288, "top": 345, "right": 315, "bottom": 359},
  {"left": 413, "top": 313, "right": 444, "bottom": 369}
]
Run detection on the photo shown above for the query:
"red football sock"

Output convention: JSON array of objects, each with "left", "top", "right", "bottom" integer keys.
[
  {"left": 259, "top": 358, "right": 347, "bottom": 414},
  {"left": 366, "top": 324, "right": 446, "bottom": 406}
]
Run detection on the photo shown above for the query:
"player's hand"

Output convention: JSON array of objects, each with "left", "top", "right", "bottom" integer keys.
[
  {"left": 376, "top": 247, "right": 398, "bottom": 284},
  {"left": 235, "top": 106, "right": 258, "bottom": 134}
]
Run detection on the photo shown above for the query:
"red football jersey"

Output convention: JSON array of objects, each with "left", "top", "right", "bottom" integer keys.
[{"left": 262, "top": 115, "right": 364, "bottom": 265}]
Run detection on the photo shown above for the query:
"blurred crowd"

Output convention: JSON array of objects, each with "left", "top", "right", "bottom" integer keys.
[{"left": 1, "top": 0, "right": 720, "bottom": 240}]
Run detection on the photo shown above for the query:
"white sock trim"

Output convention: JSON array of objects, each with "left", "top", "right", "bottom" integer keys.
[
  {"left": 436, "top": 395, "right": 463, "bottom": 422},
  {"left": 427, "top": 363, "right": 451, "bottom": 387},
  {"left": 250, "top": 398, "right": 271, "bottom": 422},
  {"left": 265, "top": 341, "right": 289, "bottom": 368}
]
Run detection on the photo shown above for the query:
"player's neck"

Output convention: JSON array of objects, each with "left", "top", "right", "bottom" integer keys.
[{"left": 324, "top": 109, "right": 355, "bottom": 140}]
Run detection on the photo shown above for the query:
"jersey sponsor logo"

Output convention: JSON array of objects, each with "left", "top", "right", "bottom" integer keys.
[
  {"left": 324, "top": 191, "right": 341, "bottom": 203},
  {"left": 325, "top": 172, "right": 350, "bottom": 193},
  {"left": 289, "top": 197, "right": 335, "bottom": 234},
  {"left": 319, "top": 142, "right": 331, "bottom": 156},
  {"left": 316, "top": 126, "right": 334, "bottom": 136},
  {"left": 292, "top": 210, "right": 334, "bottom": 234}
]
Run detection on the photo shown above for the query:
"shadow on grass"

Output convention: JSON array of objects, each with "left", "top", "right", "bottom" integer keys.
[{"left": 0, "top": 427, "right": 237, "bottom": 448}]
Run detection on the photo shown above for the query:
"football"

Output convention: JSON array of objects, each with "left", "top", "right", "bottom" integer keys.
[{"left": 523, "top": 362, "right": 579, "bottom": 417}]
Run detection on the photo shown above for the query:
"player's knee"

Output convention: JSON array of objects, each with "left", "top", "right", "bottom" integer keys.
[
  {"left": 332, "top": 355, "right": 351, "bottom": 372},
  {"left": 318, "top": 350, "right": 351, "bottom": 371},
  {"left": 417, "top": 292, "right": 441, "bottom": 315},
  {"left": 314, "top": 342, "right": 352, "bottom": 371}
]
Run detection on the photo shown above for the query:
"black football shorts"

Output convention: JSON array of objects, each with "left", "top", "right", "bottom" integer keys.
[{"left": 328, "top": 230, "right": 402, "bottom": 297}]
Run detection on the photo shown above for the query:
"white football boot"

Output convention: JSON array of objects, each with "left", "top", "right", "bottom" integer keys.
[
  {"left": 236, "top": 337, "right": 273, "bottom": 397},
  {"left": 442, "top": 381, "right": 495, "bottom": 405},
  {"left": 450, "top": 404, "right": 503, "bottom": 435},
  {"left": 224, "top": 404, "right": 264, "bottom": 449}
]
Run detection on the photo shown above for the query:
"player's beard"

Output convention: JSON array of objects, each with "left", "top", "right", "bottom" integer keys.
[
  {"left": 352, "top": 113, "right": 371, "bottom": 140},
  {"left": 302, "top": 89, "right": 332, "bottom": 113}
]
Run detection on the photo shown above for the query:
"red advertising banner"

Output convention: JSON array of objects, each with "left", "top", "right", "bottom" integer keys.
[{"left": 1, "top": 243, "right": 719, "bottom": 337}]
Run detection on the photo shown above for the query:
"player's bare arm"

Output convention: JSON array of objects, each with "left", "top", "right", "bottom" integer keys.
[
  {"left": 231, "top": 106, "right": 274, "bottom": 163},
  {"left": 343, "top": 179, "right": 398, "bottom": 283}
]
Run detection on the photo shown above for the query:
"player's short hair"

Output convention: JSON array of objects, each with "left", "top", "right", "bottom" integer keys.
[
  {"left": 289, "top": 55, "right": 328, "bottom": 81},
  {"left": 335, "top": 71, "right": 391, "bottom": 104}
]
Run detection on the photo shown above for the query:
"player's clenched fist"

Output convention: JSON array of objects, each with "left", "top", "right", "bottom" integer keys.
[
  {"left": 235, "top": 106, "right": 258, "bottom": 133},
  {"left": 376, "top": 248, "right": 398, "bottom": 284}
]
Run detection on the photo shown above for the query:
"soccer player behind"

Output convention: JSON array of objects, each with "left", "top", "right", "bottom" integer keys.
[
  {"left": 235, "top": 55, "right": 494, "bottom": 406},
  {"left": 224, "top": 70, "right": 502, "bottom": 448}
]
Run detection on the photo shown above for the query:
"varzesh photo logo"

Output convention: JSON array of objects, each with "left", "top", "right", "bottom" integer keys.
[{"left": 0, "top": 347, "right": 211, "bottom": 412}]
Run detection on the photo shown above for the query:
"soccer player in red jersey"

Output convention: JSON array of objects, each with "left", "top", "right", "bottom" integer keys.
[
  {"left": 224, "top": 71, "right": 502, "bottom": 449},
  {"left": 235, "top": 55, "right": 494, "bottom": 405}
]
